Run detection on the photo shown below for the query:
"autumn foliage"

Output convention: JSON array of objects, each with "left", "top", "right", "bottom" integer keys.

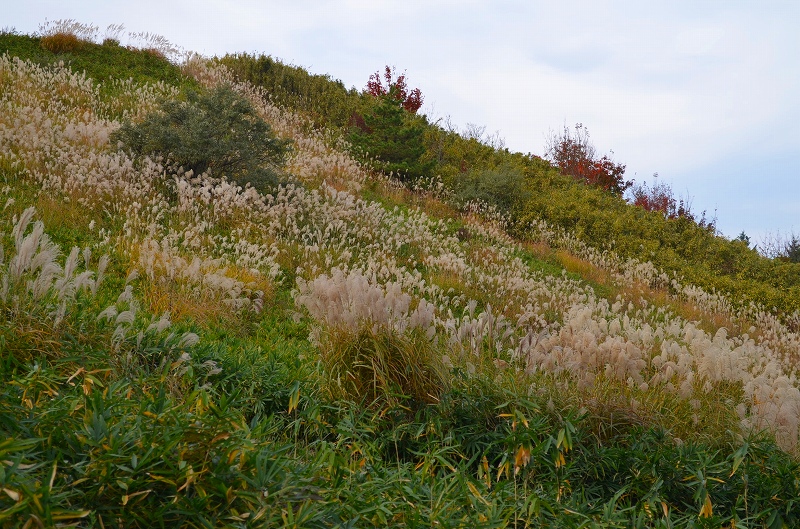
[
  {"left": 40, "top": 32, "right": 84, "bottom": 53},
  {"left": 629, "top": 176, "right": 715, "bottom": 231},
  {"left": 366, "top": 65, "right": 423, "bottom": 113},
  {"left": 546, "top": 123, "right": 631, "bottom": 196}
]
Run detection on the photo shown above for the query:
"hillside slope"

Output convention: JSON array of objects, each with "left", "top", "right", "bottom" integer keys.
[
  {"left": 219, "top": 53, "right": 800, "bottom": 318},
  {"left": 1, "top": 29, "right": 799, "bottom": 528}
]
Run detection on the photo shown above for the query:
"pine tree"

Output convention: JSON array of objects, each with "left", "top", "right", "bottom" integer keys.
[{"left": 349, "top": 92, "right": 432, "bottom": 183}]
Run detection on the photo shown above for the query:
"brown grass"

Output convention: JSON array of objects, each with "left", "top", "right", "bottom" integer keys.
[
  {"left": 35, "top": 192, "right": 103, "bottom": 233},
  {"left": 135, "top": 249, "right": 274, "bottom": 329},
  {"left": 555, "top": 250, "right": 613, "bottom": 286},
  {"left": 40, "top": 33, "right": 85, "bottom": 54}
]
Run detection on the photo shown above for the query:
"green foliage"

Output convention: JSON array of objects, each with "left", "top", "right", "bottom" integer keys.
[
  {"left": 453, "top": 164, "right": 531, "bottom": 214},
  {"left": 517, "top": 179, "right": 800, "bottom": 314},
  {"left": 348, "top": 93, "right": 434, "bottom": 183},
  {"left": 320, "top": 326, "right": 445, "bottom": 408},
  {"left": 4, "top": 25, "right": 800, "bottom": 528},
  {"left": 0, "top": 33, "right": 195, "bottom": 92},
  {"left": 216, "top": 52, "right": 364, "bottom": 130},
  {"left": 112, "top": 85, "right": 291, "bottom": 192}
]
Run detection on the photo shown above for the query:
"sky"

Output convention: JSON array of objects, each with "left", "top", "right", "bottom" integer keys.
[{"left": 5, "top": 1, "right": 799, "bottom": 242}]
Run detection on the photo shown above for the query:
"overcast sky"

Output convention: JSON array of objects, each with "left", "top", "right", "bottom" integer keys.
[{"left": 6, "top": 1, "right": 799, "bottom": 241}]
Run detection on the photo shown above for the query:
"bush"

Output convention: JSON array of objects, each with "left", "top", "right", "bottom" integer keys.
[
  {"left": 545, "top": 123, "right": 631, "bottom": 195},
  {"left": 217, "top": 53, "right": 365, "bottom": 130},
  {"left": 112, "top": 85, "right": 291, "bottom": 192},
  {"left": 629, "top": 175, "right": 715, "bottom": 232},
  {"left": 453, "top": 164, "right": 530, "bottom": 214}
]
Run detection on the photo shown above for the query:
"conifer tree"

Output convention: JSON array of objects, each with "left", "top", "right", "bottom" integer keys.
[{"left": 348, "top": 67, "right": 432, "bottom": 183}]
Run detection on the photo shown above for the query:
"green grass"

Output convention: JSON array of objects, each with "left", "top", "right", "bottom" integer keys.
[{"left": 0, "top": 33, "right": 196, "bottom": 93}]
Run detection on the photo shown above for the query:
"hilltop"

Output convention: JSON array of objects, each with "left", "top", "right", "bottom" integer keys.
[{"left": 1, "top": 25, "right": 799, "bottom": 528}]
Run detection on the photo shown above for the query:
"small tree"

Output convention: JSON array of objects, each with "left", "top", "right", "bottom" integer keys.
[
  {"left": 348, "top": 66, "right": 431, "bottom": 183},
  {"left": 734, "top": 231, "right": 751, "bottom": 246},
  {"left": 112, "top": 86, "right": 291, "bottom": 192},
  {"left": 786, "top": 235, "right": 800, "bottom": 263},
  {"left": 545, "top": 123, "right": 631, "bottom": 195}
]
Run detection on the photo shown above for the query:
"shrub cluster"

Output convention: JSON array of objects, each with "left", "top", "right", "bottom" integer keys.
[
  {"left": 545, "top": 123, "right": 632, "bottom": 195},
  {"left": 112, "top": 85, "right": 291, "bottom": 193},
  {"left": 629, "top": 175, "right": 715, "bottom": 231},
  {"left": 40, "top": 32, "right": 83, "bottom": 53}
]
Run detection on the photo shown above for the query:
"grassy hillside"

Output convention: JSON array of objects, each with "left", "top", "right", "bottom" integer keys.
[
  {"left": 220, "top": 53, "right": 800, "bottom": 318},
  {"left": 2, "top": 27, "right": 800, "bottom": 528}
]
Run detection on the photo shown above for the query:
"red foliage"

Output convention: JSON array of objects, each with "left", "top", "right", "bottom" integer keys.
[
  {"left": 348, "top": 112, "right": 371, "bottom": 133},
  {"left": 545, "top": 124, "right": 631, "bottom": 195},
  {"left": 630, "top": 176, "right": 716, "bottom": 232},
  {"left": 366, "top": 66, "right": 424, "bottom": 113}
]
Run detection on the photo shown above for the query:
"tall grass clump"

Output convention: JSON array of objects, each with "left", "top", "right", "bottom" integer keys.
[
  {"left": 37, "top": 19, "right": 98, "bottom": 54},
  {"left": 0, "top": 207, "right": 108, "bottom": 359},
  {"left": 296, "top": 268, "right": 444, "bottom": 407}
]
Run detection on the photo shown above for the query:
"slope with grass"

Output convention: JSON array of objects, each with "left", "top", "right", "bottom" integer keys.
[
  {"left": 1, "top": 28, "right": 800, "bottom": 528},
  {"left": 221, "top": 53, "right": 800, "bottom": 319}
]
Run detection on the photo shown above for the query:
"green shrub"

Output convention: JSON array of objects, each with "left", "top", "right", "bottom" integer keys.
[
  {"left": 217, "top": 53, "right": 364, "bottom": 130},
  {"left": 453, "top": 164, "right": 530, "bottom": 214},
  {"left": 112, "top": 85, "right": 291, "bottom": 192},
  {"left": 348, "top": 93, "right": 434, "bottom": 183}
]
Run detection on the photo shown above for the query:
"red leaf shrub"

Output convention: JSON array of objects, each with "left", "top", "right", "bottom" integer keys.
[
  {"left": 546, "top": 123, "right": 632, "bottom": 195},
  {"left": 629, "top": 176, "right": 716, "bottom": 232},
  {"left": 366, "top": 65, "right": 423, "bottom": 113}
]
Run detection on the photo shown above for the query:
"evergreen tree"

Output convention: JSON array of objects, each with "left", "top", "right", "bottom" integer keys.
[{"left": 349, "top": 91, "right": 432, "bottom": 183}]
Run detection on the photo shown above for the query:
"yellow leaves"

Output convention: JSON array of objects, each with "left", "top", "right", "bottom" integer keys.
[
  {"left": 466, "top": 481, "right": 490, "bottom": 506},
  {"left": 699, "top": 494, "right": 714, "bottom": 518},
  {"left": 211, "top": 433, "right": 230, "bottom": 444},
  {"left": 288, "top": 381, "right": 301, "bottom": 414},
  {"left": 2, "top": 487, "right": 20, "bottom": 501},
  {"left": 121, "top": 489, "right": 151, "bottom": 506},
  {"left": 65, "top": 367, "right": 109, "bottom": 395},
  {"left": 514, "top": 445, "right": 530, "bottom": 476},
  {"left": 478, "top": 455, "right": 492, "bottom": 489},
  {"left": 496, "top": 460, "right": 509, "bottom": 482},
  {"left": 176, "top": 465, "right": 196, "bottom": 493}
]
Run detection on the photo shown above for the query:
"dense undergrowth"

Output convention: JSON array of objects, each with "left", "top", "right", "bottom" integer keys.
[{"left": 1, "top": 27, "right": 800, "bottom": 528}]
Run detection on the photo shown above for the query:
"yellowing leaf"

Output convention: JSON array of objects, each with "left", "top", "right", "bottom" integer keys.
[
  {"left": 466, "top": 481, "right": 490, "bottom": 506},
  {"left": 699, "top": 494, "right": 713, "bottom": 518},
  {"left": 3, "top": 488, "right": 20, "bottom": 501},
  {"left": 514, "top": 446, "right": 530, "bottom": 475}
]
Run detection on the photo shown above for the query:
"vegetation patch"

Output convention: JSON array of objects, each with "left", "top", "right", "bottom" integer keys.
[{"left": 1, "top": 23, "right": 800, "bottom": 528}]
